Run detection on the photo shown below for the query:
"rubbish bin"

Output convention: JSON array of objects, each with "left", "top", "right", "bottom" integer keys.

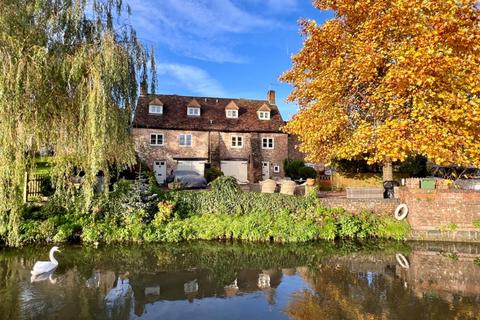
[
  {"left": 383, "top": 180, "right": 400, "bottom": 199},
  {"left": 421, "top": 178, "right": 436, "bottom": 190}
]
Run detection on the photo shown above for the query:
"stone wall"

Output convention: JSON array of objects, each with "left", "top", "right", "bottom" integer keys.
[
  {"left": 259, "top": 133, "right": 288, "bottom": 180},
  {"left": 398, "top": 187, "right": 480, "bottom": 242},
  {"left": 321, "top": 198, "right": 399, "bottom": 215},
  {"left": 132, "top": 128, "right": 209, "bottom": 171},
  {"left": 132, "top": 128, "right": 288, "bottom": 182},
  {"left": 287, "top": 134, "right": 306, "bottom": 160}
]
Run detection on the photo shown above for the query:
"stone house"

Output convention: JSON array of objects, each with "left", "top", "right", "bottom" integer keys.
[{"left": 132, "top": 90, "right": 291, "bottom": 184}]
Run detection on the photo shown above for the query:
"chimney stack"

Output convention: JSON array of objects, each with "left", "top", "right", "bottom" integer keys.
[
  {"left": 140, "top": 80, "right": 148, "bottom": 96},
  {"left": 267, "top": 90, "right": 276, "bottom": 105}
]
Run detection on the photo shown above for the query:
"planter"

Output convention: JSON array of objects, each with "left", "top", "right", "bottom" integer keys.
[
  {"left": 261, "top": 179, "right": 277, "bottom": 193},
  {"left": 306, "top": 178, "right": 316, "bottom": 186},
  {"left": 280, "top": 181, "right": 296, "bottom": 195}
]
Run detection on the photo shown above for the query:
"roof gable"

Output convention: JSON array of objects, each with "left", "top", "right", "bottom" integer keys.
[
  {"left": 258, "top": 103, "right": 271, "bottom": 112},
  {"left": 149, "top": 97, "right": 163, "bottom": 106},
  {"left": 187, "top": 99, "right": 201, "bottom": 108},
  {"left": 225, "top": 101, "right": 239, "bottom": 110}
]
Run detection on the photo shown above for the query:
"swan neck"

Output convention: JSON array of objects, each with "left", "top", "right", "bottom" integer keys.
[{"left": 49, "top": 249, "right": 59, "bottom": 265}]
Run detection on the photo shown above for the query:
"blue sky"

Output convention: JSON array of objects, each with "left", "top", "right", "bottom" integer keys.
[{"left": 127, "top": 0, "right": 332, "bottom": 120}]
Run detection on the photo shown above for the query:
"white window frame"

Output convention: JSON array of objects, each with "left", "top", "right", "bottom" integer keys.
[
  {"left": 179, "top": 134, "right": 193, "bottom": 147},
  {"left": 187, "top": 107, "right": 201, "bottom": 116},
  {"left": 262, "top": 137, "right": 274, "bottom": 149},
  {"left": 258, "top": 111, "right": 270, "bottom": 120},
  {"left": 226, "top": 109, "right": 238, "bottom": 119},
  {"left": 150, "top": 133, "right": 164, "bottom": 146},
  {"left": 273, "top": 165, "right": 280, "bottom": 173},
  {"left": 149, "top": 104, "right": 163, "bottom": 114},
  {"left": 231, "top": 135, "right": 243, "bottom": 148}
]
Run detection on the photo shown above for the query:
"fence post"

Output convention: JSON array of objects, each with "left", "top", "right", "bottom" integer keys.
[{"left": 23, "top": 171, "right": 28, "bottom": 204}]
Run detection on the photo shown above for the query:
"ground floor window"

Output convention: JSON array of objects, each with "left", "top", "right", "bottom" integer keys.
[{"left": 273, "top": 165, "right": 280, "bottom": 173}]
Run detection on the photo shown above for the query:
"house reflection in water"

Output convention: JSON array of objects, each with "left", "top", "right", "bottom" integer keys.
[{"left": 126, "top": 268, "right": 284, "bottom": 316}]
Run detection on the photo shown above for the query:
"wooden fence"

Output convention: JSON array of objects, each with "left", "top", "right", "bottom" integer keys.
[{"left": 23, "top": 173, "right": 48, "bottom": 203}]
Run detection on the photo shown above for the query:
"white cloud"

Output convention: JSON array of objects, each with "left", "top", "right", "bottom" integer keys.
[
  {"left": 156, "top": 63, "right": 227, "bottom": 97},
  {"left": 128, "top": 0, "right": 278, "bottom": 63}
]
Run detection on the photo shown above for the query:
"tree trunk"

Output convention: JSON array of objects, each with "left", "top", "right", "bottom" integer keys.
[{"left": 383, "top": 159, "right": 393, "bottom": 182}]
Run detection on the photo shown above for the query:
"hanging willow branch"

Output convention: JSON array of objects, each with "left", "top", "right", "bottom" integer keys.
[{"left": 0, "top": 0, "right": 153, "bottom": 246}]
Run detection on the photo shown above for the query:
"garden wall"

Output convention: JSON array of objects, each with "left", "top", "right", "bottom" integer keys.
[
  {"left": 331, "top": 173, "right": 409, "bottom": 189},
  {"left": 321, "top": 198, "right": 399, "bottom": 215},
  {"left": 398, "top": 187, "right": 480, "bottom": 242}
]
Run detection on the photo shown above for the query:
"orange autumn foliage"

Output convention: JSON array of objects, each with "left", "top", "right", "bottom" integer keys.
[{"left": 282, "top": 0, "right": 480, "bottom": 167}]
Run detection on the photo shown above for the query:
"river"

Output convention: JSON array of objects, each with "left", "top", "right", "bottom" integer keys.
[{"left": 1, "top": 241, "right": 479, "bottom": 319}]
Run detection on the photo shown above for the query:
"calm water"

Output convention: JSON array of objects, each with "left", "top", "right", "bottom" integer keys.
[{"left": 1, "top": 241, "right": 480, "bottom": 320}]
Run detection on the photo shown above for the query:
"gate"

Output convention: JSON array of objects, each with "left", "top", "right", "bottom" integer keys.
[{"left": 23, "top": 173, "right": 49, "bottom": 203}]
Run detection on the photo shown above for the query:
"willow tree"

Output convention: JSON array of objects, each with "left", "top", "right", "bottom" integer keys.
[
  {"left": 0, "top": 0, "right": 153, "bottom": 246},
  {"left": 282, "top": 0, "right": 480, "bottom": 180}
]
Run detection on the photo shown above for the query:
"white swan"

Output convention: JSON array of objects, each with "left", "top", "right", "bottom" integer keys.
[{"left": 31, "top": 246, "right": 60, "bottom": 276}]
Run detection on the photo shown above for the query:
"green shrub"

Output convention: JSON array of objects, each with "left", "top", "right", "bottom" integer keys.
[
  {"left": 154, "top": 201, "right": 176, "bottom": 225},
  {"left": 284, "top": 159, "right": 305, "bottom": 180},
  {"left": 376, "top": 216, "right": 411, "bottom": 240},
  {"left": 205, "top": 167, "right": 224, "bottom": 182},
  {"left": 298, "top": 166, "right": 317, "bottom": 179},
  {"left": 209, "top": 176, "right": 241, "bottom": 193}
]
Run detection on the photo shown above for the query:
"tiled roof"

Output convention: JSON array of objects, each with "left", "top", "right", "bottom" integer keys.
[{"left": 133, "top": 94, "right": 285, "bottom": 133}]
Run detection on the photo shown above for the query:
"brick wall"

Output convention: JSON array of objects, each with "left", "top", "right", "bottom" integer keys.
[{"left": 398, "top": 187, "right": 480, "bottom": 242}]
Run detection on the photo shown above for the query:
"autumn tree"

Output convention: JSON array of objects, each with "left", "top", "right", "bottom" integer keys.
[
  {"left": 0, "top": 0, "right": 153, "bottom": 246},
  {"left": 282, "top": 0, "right": 480, "bottom": 180}
]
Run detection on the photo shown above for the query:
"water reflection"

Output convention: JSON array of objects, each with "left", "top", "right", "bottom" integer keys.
[{"left": 0, "top": 241, "right": 479, "bottom": 319}]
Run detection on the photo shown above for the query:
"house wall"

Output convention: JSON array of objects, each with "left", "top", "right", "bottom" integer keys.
[
  {"left": 259, "top": 133, "right": 288, "bottom": 179},
  {"left": 288, "top": 134, "right": 306, "bottom": 160},
  {"left": 132, "top": 128, "right": 209, "bottom": 172},
  {"left": 132, "top": 128, "right": 288, "bottom": 182}
]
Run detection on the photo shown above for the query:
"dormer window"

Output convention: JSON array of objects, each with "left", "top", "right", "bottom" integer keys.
[
  {"left": 225, "top": 100, "right": 239, "bottom": 119},
  {"left": 149, "top": 104, "right": 163, "bottom": 114},
  {"left": 258, "top": 111, "right": 270, "bottom": 120},
  {"left": 187, "top": 99, "right": 201, "bottom": 117},
  {"left": 187, "top": 107, "right": 201, "bottom": 116},
  {"left": 226, "top": 110, "right": 238, "bottom": 118},
  {"left": 257, "top": 103, "right": 271, "bottom": 120},
  {"left": 148, "top": 97, "right": 164, "bottom": 114}
]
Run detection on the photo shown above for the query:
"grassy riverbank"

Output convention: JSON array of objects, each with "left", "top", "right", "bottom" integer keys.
[{"left": 13, "top": 177, "right": 410, "bottom": 246}]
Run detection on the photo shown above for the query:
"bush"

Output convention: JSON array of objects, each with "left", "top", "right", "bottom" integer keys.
[
  {"left": 16, "top": 176, "right": 411, "bottom": 245},
  {"left": 205, "top": 167, "right": 224, "bottom": 182},
  {"left": 284, "top": 159, "right": 305, "bottom": 180},
  {"left": 298, "top": 166, "right": 317, "bottom": 179}
]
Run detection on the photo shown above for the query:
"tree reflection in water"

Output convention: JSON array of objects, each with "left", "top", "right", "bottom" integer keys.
[
  {"left": 0, "top": 241, "right": 479, "bottom": 319},
  {"left": 285, "top": 242, "right": 480, "bottom": 320}
]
